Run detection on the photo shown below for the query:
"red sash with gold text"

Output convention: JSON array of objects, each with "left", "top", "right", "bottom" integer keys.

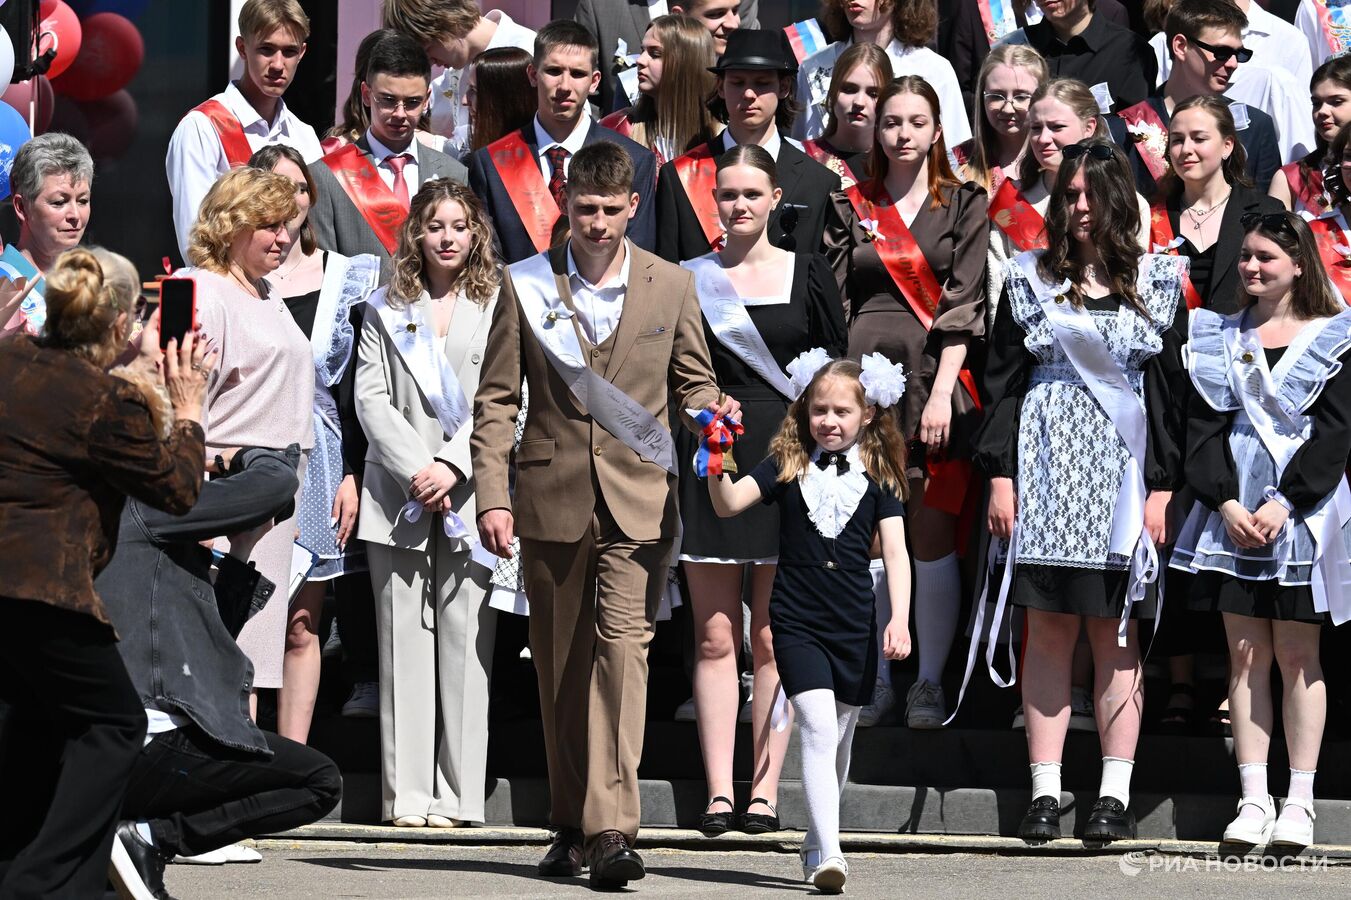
[
  {"left": 988, "top": 179, "right": 1047, "bottom": 252},
  {"left": 803, "top": 139, "right": 858, "bottom": 189},
  {"left": 487, "top": 130, "right": 561, "bottom": 255},
  {"left": 1119, "top": 100, "right": 1170, "bottom": 184},
  {"left": 193, "top": 99, "right": 252, "bottom": 169},
  {"left": 1147, "top": 201, "right": 1205, "bottom": 310},
  {"left": 673, "top": 143, "right": 723, "bottom": 251},
  {"left": 1308, "top": 215, "right": 1351, "bottom": 304},
  {"left": 1284, "top": 161, "right": 1329, "bottom": 216},
  {"left": 320, "top": 143, "right": 407, "bottom": 256}
]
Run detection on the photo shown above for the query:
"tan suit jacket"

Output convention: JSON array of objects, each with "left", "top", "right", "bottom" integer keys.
[
  {"left": 355, "top": 286, "right": 498, "bottom": 550},
  {"left": 472, "top": 242, "right": 720, "bottom": 544}
]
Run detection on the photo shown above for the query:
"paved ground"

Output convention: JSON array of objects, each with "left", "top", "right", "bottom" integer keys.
[{"left": 166, "top": 841, "right": 1351, "bottom": 899}]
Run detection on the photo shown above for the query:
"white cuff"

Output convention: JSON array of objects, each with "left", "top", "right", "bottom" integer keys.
[{"left": 1262, "top": 486, "right": 1294, "bottom": 512}]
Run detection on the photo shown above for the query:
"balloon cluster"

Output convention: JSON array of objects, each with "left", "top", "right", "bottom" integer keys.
[{"left": 0, "top": 0, "right": 147, "bottom": 195}]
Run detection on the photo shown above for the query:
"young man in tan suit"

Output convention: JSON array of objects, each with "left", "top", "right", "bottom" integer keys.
[{"left": 472, "top": 141, "right": 739, "bottom": 890}]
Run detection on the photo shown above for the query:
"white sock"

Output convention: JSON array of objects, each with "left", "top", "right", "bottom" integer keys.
[
  {"left": 135, "top": 821, "right": 155, "bottom": 845},
  {"left": 914, "top": 554, "right": 960, "bottom": 686},
  {"left": 835, "top": 701, "right": 860, "bottom": 789},
  {"left": 870, "top": 560, "right": 892, "bottom": 689},
  {"left": 1237, "top": 763, "right": 1269, "bottom": 823},
  {"left": 1284, "top": 768, "right": 1316, "bottom": 824},
  {"left": 1030, "top": 761, "right": 1061, "bottom": 801},
  {"left": 1099, "top": 757, "right": 1135, "bottom": 807},
  {"left": 793, "top": 689, "right": 848, "bottom": 861}
]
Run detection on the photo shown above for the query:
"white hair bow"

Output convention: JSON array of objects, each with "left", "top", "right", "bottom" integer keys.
[{"left": 859, "top": 352, "right": 906, "bottom": 409}]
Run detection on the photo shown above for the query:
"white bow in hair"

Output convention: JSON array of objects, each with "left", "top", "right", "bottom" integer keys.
[
  {"left": 859, "top": 353, "right": 906, "bottom": 409},
  {"left": 786, "top": 347, "right": 834, "bottom": 398}
]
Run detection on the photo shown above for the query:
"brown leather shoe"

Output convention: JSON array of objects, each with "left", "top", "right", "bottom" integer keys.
[
  {"left": 588, "top": 830, "right": 644, "bottom": 890},
  {"left": 537, "top": 827, "right": 584, "bottom": 877}
]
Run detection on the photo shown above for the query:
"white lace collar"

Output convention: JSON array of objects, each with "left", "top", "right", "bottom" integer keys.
[{"left": 799, "top": 444, "right": 868, "bottom": 540}]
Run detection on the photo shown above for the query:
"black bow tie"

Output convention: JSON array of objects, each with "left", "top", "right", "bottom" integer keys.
[{"left": 814, "top": 452, "right": 850, "bottom": 474}]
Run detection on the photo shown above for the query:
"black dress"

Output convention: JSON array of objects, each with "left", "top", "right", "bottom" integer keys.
[
  {"left": 749, "top": 454, "right": 906, "bottom": 706},
  {"left": 676, "top": 253, "right": 847, "bottom": 561}
]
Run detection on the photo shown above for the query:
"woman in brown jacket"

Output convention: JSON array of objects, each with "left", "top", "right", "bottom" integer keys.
[{"left": 0, "top": 248, "right": 213, "bottom": 899}]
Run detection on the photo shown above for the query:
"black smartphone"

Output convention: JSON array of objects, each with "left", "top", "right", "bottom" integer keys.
[{"left": 158, "top": 277, "right": 196, "bottom": 350}]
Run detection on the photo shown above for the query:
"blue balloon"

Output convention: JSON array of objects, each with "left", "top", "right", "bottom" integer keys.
[
  {"left": 0, "top": 102, "right": 32, "bottom": 200},
  {"left": 68, "top": 0, "right": 150, "bottom": 19}
]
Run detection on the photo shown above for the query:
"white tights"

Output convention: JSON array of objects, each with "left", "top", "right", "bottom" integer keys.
[{"left": 792, "top": 688, "right": 860, "bottom": 863}]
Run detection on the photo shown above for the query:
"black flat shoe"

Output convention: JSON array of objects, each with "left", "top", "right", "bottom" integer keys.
[
  {"left": 1018, "top": 796, "right": 1061, "bottom": 845},
  {"left": 589, "top": 831, "right": 645, "bottom": 890},
  {"left": 699, "top": 795, "right": 735, "bottom": 836},
  {"left": 740, "top": 798, "right": 780, "bottom": 834},
  {"left": 1083, "top": 796, "right": 1136, "bottom": 847}
]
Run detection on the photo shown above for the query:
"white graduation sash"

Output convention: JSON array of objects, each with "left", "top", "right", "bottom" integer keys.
[
  {"left": 1223, "top": 318, "right": 1351, "bottom": 624},
  {"left": 682, "top": 254, "right": 799, "bottom": 401},
  {"left": 310, "top": 253, "right": 379, "bottom": 435},
  {"left": 511, "top": 249, "right": 677, "bottom": 474},
  {"left": 367, "top": 287, "right": 476, "bottom": 545}
]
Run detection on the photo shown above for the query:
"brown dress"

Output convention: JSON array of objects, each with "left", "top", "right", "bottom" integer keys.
[{"left": 825, "top": 180, "right": 989, "bottom": 481}]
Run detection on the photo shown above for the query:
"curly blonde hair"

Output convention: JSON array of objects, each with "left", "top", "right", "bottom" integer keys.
[
  {"left": 769, "top": 359, "right": 910, "bottom": 499},
  {"left": 187, "top": 168, "right": 299, "bottom": 274},
  {"left": 38, "top": 247, "right": 127, "bottom": 369},
  {"left": 388, "top": 178, "right": 499, "bottom": 308}
]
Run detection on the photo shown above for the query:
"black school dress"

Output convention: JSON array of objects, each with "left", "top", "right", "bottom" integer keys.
[{"left": 749, "top": 452, "right": 906, "bottom": 706}]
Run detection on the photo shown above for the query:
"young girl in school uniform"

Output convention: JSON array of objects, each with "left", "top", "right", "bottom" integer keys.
[{"left": 707, "top": 355, "right": 912, "bottom": 895}]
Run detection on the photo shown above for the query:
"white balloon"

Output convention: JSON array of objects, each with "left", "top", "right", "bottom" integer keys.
[{"left": 0, "top": 32, "right": 12, "bottom": 95}]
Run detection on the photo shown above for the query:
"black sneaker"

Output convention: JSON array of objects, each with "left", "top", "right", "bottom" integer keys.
[
  {"left": 1083, "top": 796, "right": 1136, "bottom": 847},
  {"left": 1018, "top": 796, "right": 1061, "bottom": 845},
  {"left": 111, "top": 821, "right": 175, "bottom": 899}
]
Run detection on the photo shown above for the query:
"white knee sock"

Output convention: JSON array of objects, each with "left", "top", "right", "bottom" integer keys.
[
  {"left": 1099, "top": 757, "right": 1135, "bottom": 807},
  {"left": 914, "top": 554, "right": 960, "bottom": 686},
  {"left": 793, "top": 689, "right": 852, "bottom": 862},
  {"left": 1236, "top": 763, "right": 1269, "bottom": 823},
  {"left": 1030, "top": 761, "right": 1061, "bottom": 801},
  {"left": 870, "top": 560, "right": 892, "bottom": 689},
  {"left": 1284, "top": 768, "right": 1316, "bottom": 823}
]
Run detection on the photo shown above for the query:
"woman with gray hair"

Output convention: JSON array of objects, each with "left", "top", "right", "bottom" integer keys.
[{"left": 1, "top": 133, "right": 94, "bottom": 336}]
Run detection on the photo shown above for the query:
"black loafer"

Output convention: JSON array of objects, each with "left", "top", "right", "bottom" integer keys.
[
  {"left": 538, "top": 827, "right": 584, "bottom": 877},
  {"left": 741, "top": 797, "right": 780, "bottom": 834},
  {"left": 699, "top": 795, "right": 735, "bottom": 836},
  {"left": 1018, "top": 795, "right": 1061, "bottom": 845},
  {"left": 1083, "top": 796, "right": 1136, "bottom": 847},
  {"left": 589, "top": 831, "right": 645, "bottom": 890}
]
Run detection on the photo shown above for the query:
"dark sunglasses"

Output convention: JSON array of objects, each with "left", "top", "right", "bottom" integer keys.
[
  {"left": 1240, "top": 212, "right": 1296, "bottom": 233},
  {"left": 1187, "top": 35, "right": 1253, "bottom": 64},
  {"left": 1060, "top": 142, "right": 1115, "bottom": 161}
]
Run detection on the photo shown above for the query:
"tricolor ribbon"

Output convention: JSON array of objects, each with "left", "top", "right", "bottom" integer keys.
[{"left": 687, "top": 407, "right": 744, "bottom": 478}]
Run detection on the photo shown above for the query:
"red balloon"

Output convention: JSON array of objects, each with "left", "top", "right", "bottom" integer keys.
[
  {"left": 37, "top": 0, "right": 83, "bottom": 80},
  {"left": 50, "top": 13, "right": 143, "bottom": 103},
  {"left": 3, "top": 77, "right": 55, "bottom": 134},
  {"left": 80, "top": 89, "right": 136, "bottom": 160},
  {"left": 49, "top": 95, "right": 90, "bottom": 143}
]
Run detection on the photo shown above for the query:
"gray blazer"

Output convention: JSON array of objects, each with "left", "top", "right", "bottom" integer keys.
[
  {"left": 354, "top": 287, "right": 499, "bottom": 551},
  {"left": 310, "top": 135, "right": 468, "bottom": 280}
]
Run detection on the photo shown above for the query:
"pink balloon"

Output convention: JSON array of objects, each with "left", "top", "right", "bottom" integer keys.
[
  {"left": 50, "top": 12, "right": 142, "bottom": 102},
  {"left": 80, "top": 88, "right": 136, "bottom": 159},
  {"left": 37, "top": 0, "right": 82, "bottom": 80},
  {"left": 3, "top": 76, "right": 55, "bottom": 134}
]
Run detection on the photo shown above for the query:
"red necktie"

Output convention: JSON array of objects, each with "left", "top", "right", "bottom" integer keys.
[
  {"left": 545, "top": 146, "right": 570, "bottom": 211},
  {"left": 386, "top": 153, "right": 412, "bottom": 211}
]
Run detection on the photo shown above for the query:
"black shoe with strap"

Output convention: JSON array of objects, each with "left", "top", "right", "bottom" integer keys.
[
  {"left": 741, "top": 797, "right": 780, "bottom": 834},
  {"left": 589, "top": 830, "right": 645, "bottom": 890},
  {"left": 537, "top": 826, "right": 584, "bottom": 877},
  {"left": 1018, "top": 796, "right": 1061, "bottom": 845},
  {"left": 699, "top": 795, "right": 735, "bottom": 836},
  {"left": 1083, "top": 796, "right": 1136, "bottom": 847}
]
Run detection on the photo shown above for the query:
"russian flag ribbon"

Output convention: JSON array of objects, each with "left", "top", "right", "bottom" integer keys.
[
  {"left": 688, "top": 407, "right": 744, "bottom": 478},
  {"left": 783, "top": 18, "right": 827, "bottom": 64}
]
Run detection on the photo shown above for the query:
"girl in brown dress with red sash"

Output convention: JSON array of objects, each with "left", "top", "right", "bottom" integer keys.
[
  {"left": 801, "top": 43, "right": 893, "bottom": 190},
  {"left": 1270, "top": 55, "right": 1351, "bottom": 219},
  {"left": 826, "top": 75, "right": 989, "bottom": 730}
]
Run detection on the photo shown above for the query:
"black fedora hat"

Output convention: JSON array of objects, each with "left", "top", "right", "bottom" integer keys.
[{"left": 708, "top": 28, "right": 798, "bottom": 75}]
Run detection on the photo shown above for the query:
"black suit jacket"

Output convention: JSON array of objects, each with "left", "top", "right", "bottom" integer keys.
[
  {"left": 655, "top": 137, "right": 842, "bottom": 263},
  {"left": 1158, "top": 183, "right": 1283, "bottom": 314},
  {"left": 467, "top": 122, "right": 658, "bottom": 265},
  {"left": 1108, "top": 96, "right": 1282, "bottom": 198}
]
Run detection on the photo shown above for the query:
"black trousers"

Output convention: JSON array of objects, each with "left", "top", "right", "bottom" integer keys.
[
  {"left": 122, "top": 726, "right": 341, "bottom": 857},
  {"left": 335, "top": 572, "right": 378, "bottom": 684},
  {"left": 0, "top": 599, "right": 146, "bottom": 900}
]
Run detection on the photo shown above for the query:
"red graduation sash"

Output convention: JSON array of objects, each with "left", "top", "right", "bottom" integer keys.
[
  {"left": 320, "top": 143, "right": 407, "bottom": 256},
  {"left": 600, "top": 110, "right": 632, "bottom": 139},
  {"left": 486, "top": 130, "right": 561, "bottom": 255},
  {"left": 988, "top": 179, "right": 1047, "bottom": 252},
  {"left": 1118, "top": 100, "right": 1170, "bottom": 183},
  {"left": 1308, "top": 215, "right": 1351, "bottom": 305},
  {"left": 1147, "top": 201, "right": 1204, "bottom": 311},
  {"left": 672, "top": 143, "right": 724, "bottom": 251},
  {"left": 193, "top": 99, "right": 252, "bottom": 169},
  {"left": 1283, "top": 161, "right": 1329, "bottom": 216},
  {"left": 843, "top": 180, "right": 982, "bottom": 410},
  {"left": 803, "top": 138, "right": 858, "bottom": 189}
]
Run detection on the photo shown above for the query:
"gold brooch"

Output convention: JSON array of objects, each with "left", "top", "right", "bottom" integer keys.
[
  {"left": 1241, "top": 351, "right": 1254, "bottom": 363},
  {"left": 1054, "top": 294, "right": 1066, "bottom": 304},
  {"left": 546, "top": 311, "right": 559, "bottom": 322},
  {"left": 405, "top": 323, "right": 417, "bottom": 333}
]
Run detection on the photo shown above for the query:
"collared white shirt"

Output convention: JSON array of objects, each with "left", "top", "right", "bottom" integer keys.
[
  {"left": 427, "top": 10, "right": 537, "bottom": 159},
  {"left": 566, "top": 238, "right": 631, "bottom": 346},
  {"left": 365, "top": 130, "right": 421, "bottom": 194},
  {"left": 534, "top": 113, "right": 592, "bottom": 183},
  {"left": 793, "top": 38, "right": 971, "bottom": 148},
  {"left": 1297, "top": 0, "right": 1351, "bottom": 69},
  {"left": 720, "top": 126, "right": 784, "bottom": 160},
  {"left": 166, "top": 80, "right": 324, "bottom": 259}
]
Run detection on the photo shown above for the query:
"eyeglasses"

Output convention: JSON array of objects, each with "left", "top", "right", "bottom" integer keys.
[
  {"left": 1240, "top": 212, "right": 1297, "bottom": 233},
  {"left": 1060, "top": 142, "right": 1115, "bottom": 161},
  {"left": 1187, "top": 35, "right": 1253, "bottom": 64},
  {"left": 372, "top": 93, "right": 427, "bottom": 113},
  {"left": 983, "top": 91, "right": 1034, "bottom": 109}
]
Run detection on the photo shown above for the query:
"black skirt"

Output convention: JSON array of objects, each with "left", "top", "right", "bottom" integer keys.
[
  {"left": 1188, "top": 571, "right": 1327, "bottom": 625},
  {"left": 1012, "top": 563, "right": 1158, "bottom": 619}
]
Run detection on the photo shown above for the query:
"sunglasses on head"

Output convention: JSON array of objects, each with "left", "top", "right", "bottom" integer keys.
[
  {"left": 1060, "top": 142, "right": 1115, "bottom": 161},
  {"left": 1240, "top": 212, "right": 1296, "bottom": 233},
  {"left": 1187, "top": 35, "right": 1254, "bottom": 64}
]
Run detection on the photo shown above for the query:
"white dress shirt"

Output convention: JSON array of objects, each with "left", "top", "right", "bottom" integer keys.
[
  {"left": 165, "top": 81, "right": 324, "bottom": 260},
  {"left": 1297, "top": 0, "right": 1351, "bottom": 70},
  {"left": 534, "top": 114, "right": 592, "bottom": 183},
  {"left": 721, "top": 126, "right": 783, "bottom": 160},
  {"left": 365, "top": 130, "right": 421, "bottom": 194},
  {"left": 794, "top": 38, "right": 971, "bottom": 148},
  {"left": 427, "top": 10, "right": 538, "bottom": 159},
  {"left": 566, "top": 239, "right": 631, "bottom": 346}
]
